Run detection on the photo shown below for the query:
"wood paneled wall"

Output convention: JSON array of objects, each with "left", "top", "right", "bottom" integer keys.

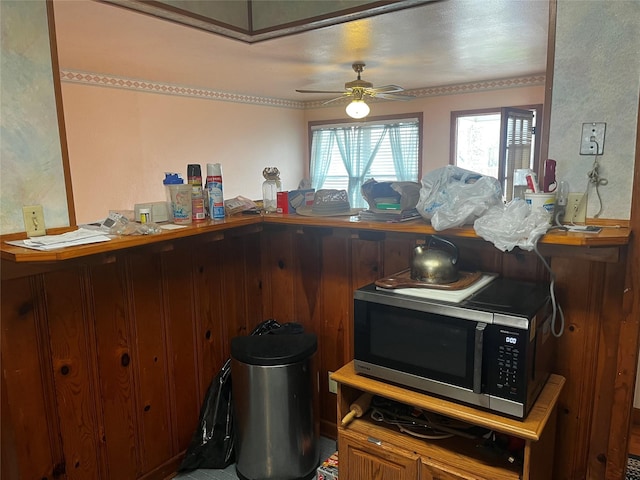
[{"left": 1, "top": 223, "right": 630, "bottom": 479}]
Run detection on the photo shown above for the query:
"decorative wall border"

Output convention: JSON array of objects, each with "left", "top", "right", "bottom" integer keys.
[
  {"left": 60, "top": 69, "right": 305, "bottom": 109},
  {"left": 60, "top": 69, "right": 545, "bottom": 109}
]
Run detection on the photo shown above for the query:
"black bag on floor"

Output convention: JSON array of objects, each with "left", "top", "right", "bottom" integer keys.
[
  {"left": 178, "top": 358, "right": 234, "bottom": 471},
  {"left": 178, "top": 319, "right": 302, "bottom": 471}
]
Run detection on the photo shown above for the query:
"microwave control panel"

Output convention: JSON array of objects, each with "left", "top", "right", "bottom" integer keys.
[{"left": 486, "top": 327, "right": 527, "bottom": 402}]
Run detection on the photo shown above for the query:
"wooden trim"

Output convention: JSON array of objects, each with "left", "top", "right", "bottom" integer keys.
[
  {"left": 539, "top": 0, "right": 556, "bottom": 164},
  {"left": 633, "top": 408, "right": 640, "bottom": 426},
  {"left": 102, "top": 0, "right": 432, "bottom": 44},
  {"left": 47, "top": 0, "right": 76, "bottom": 228},
  {"left": 608, "top": 85, "right": 640, "bottom": 478},
  {"left": 449, "top": 104, "right": 543, "bottom": 183}
]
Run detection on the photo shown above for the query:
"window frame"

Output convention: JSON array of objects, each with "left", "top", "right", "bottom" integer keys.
[
  {"left": 307, "top": 112, "right": 424, "bottom": 187},
  {"left": 449, "top": 104, "right": 542, "bottom": 192}
]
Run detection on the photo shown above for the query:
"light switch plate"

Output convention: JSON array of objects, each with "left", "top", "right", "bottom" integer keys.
[{"left": 22, "top": 205, "right": 46, "bottom": 237}]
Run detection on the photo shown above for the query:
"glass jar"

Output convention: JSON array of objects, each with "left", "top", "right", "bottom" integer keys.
[{"left": 262, "top": 167, "right": 281, "bottom": 213}]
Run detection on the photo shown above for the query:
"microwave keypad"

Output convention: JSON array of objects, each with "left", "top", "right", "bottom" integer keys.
[{"left": 497, "top": 343, "right": 520, "bottom": 396}]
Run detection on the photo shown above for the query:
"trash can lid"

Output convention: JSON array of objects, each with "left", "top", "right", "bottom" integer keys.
[{"left": 231, "top": 333, "right": 317, "bottom": 366}]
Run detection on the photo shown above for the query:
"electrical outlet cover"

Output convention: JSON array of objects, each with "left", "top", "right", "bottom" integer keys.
[
  {"left": 567, "top": 193, "right": 587, "bottom": 224},
  {"left": 22, "top": 205, "right": 46, "bottom": 237},
  {"left": 580, "top": 122, "right": 606, "bottom": 155}
]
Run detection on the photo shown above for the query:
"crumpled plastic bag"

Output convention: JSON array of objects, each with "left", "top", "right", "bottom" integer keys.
[
  {"left": 416, "top": 165, "right": 503, "bottom": 231},
  {"left": 474, "top": 199, "right": 551, "bottom": 252}
]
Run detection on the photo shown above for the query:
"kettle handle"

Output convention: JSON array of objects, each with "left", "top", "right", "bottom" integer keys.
[{"left": 427, "top": 235, "right": 459, "bottom": 265}]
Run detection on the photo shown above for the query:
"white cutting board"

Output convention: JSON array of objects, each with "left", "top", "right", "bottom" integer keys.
[{"left": 377, "top": 273, "right": 498, "bottom": 304}]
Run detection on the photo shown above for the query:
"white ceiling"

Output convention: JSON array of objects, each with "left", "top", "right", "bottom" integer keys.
[{"left": 52, "top": 0, "right": 550, "bottom": 102}]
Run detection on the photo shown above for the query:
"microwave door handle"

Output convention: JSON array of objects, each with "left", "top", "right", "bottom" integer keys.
[{"left": 473, "top": 323, "right": 487, "bottom": 394}]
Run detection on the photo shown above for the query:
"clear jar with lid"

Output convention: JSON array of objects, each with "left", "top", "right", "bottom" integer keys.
[{"left": 262, "top": 167, "right": 281, "bottom": 213}]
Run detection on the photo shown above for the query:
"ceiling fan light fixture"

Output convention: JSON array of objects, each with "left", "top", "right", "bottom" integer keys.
[{"left": 346, "top": 99, "right": 370, "bottom": 119}]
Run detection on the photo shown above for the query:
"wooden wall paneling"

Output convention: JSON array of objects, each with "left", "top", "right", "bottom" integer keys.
[
  {"left": 291, "top": 227, "right": 330, "bottom": 438},
  {"left": 261, "top": 226, "right": 296, "bottom": 323},
  {"left": 351, "top": 231, "right": 384, "bottom": 289},
  {"left": 608, "top": 95, "right": 640, "bottom": 480},
  {"left": 160, "top": 244, "right": 200, "bottom": 453},
  {"left": 44, "top": 267, "right": 102, "bottom": 480},
  {"left": 586, "top": 258, "right": 627, "bottom": 479},
  {"left": 240, "top": 231, "right": 265, "bottom": 331},
  {"left": 444, "top": 236, "right": 504, "bottom": 275},
  {"left": 1, "top": 275, "right": 61, "bottom": 479},
  {"left": 220, "top": 236, "right": 252, "bottom": 343},
  {"left": 127, "top": 251, "right": 173, "bottom": 474},
  {"left": 293, "top": 227, "right": 324, "bottom": 332},
  {"left": 550, "top": 257, "right": 605, "bottom": 479},
  {"left": 499, "top": 249, "right": 548, "bottom": 282},
  {"left": 193, "top": 236, "right": 227, "bottom": 392},
  {"left": 1, "top": 374, "right": 20, "bottom": 480},
  {"left": 381, "top": 234, "right": 415, "bottom": 276},
  {"left": 605, "top": 244, "right": 637, "bottom": 479},
  {"left": 318, "top": 231, "right": 352, "bottom": 436},
  {"left": 89, "top": 257, "right": 138, "bottom": 479}
]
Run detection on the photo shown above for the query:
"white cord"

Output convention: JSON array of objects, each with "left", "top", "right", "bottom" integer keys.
[{"left": 533, "top": 239, "right": 565, "bottom": 337}]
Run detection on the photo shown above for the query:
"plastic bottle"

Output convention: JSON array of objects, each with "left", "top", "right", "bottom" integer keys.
[
  {"left": 163, "top": 173, "right": 192, "bottom": 224},
  {"left": 187, "top": 164, "right": 206, "bottom": 221},
  {"left": 206, "top": 163, "right": 225, "bottom": 219}
]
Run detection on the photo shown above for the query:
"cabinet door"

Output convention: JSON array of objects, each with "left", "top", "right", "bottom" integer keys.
[
  {"left": 339, "top": 429, "right": 419, "bottom": 480},
  {"left": 422, "top": 458, "right": 515, "bottom": 480}
]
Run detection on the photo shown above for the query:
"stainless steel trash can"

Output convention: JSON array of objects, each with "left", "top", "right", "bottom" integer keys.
[{"left": 231, "top": 333, "right": 319, "bottom": 480}]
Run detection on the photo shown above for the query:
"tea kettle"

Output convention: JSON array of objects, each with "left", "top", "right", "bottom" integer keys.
[{"left": 410, "top": 235, "right": 459, "bottom": 284}]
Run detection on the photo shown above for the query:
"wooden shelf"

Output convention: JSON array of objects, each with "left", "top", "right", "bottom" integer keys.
[
  {"left": 332, "top": 361, "right": 565, "bottom": 480},
  {"left": 332, "top": 361, "right": 565, "bottom": 441}
]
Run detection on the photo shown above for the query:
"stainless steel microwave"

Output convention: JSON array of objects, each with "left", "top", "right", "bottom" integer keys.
[{"left": 353, "top": 277, "right": 554, "bottom": 419}]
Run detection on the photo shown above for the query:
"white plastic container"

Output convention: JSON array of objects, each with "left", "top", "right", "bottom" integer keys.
[{"left": 525, "top": 192, "right": 555, "bottom": 218}]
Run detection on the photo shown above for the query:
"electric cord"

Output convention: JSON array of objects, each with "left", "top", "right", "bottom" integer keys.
[
  {"left": 532, "top": 238, "right": 565, "bottom": 337},
  {"left": 554, "top": 206, "right": 568, "bottom": 229},
  {"left": 370, "top": 408, "right": 454, "bottom": 440},
  {"left": 584, "top": 138, "right": 608, "bottom": 219}
]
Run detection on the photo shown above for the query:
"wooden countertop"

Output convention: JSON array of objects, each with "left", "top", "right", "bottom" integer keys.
[{"left": 1, "top": 212, "right": 631, "bottom": 263}]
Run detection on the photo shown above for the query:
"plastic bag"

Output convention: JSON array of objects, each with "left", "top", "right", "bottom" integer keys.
[
  {"left": 473, "top": 198, "right": 551, "bottom": 252},
  {"left": 178, "top": 319, "right": 302, "bottom": 471},
  {"left": 416, "top": 165, "right": 503, "bottom": 231},
  {"left": 178, "top": 358, "right": 235, "bottom": 471}
]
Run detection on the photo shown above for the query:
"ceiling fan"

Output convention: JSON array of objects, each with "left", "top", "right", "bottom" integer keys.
[{"left": 296, "top": 62, "right": 414, "bottom": 119}]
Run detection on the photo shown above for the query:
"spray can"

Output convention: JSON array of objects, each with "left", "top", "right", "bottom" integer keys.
[
  {"left": 187, "top": 164, "right": 206, "bottom": 221},
  {"left": 206, "top": 163, "right": 225, "bottom": 219}
]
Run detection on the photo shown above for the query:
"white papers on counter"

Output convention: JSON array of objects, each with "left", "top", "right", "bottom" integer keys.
[{"left": 5, "top": 228, "right": 111, "bottom": 251}]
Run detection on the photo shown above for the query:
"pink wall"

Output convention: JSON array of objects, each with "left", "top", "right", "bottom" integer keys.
[
  {"left": 62, "top": 80, "right": 543, "bottom": 224},
  {"left": 61, "top": 83, "right": 306, "bottom": 224}
]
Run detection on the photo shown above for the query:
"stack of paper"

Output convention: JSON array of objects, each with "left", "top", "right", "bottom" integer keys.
[{"left": 6, "top": 228, "right": 111, "bottom": 251}]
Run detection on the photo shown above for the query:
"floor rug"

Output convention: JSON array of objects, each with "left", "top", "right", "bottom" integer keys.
[{"left": 628, "top": 454, "right": 640, "bottom": 480}]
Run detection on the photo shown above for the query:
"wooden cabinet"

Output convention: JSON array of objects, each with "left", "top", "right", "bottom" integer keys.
[
  {"left": 339, "top": 428, "right": 419, "bottom": 480},
  {"left": 332, "top": 362, "right": 564, "bottom": 480}
]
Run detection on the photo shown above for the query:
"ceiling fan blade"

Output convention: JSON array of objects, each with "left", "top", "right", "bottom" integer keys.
[
  {"left": 373, "top": 92, "right": 415, "bottom": 101},
  {"left": 296, "top": 89, "right": 347, "bottom": 94},
  {"left": 322, "top": 95, "right": 351, "bottom": 105},
  {"left": 370, "top": 84, "right": 405, "bottom": 94}
]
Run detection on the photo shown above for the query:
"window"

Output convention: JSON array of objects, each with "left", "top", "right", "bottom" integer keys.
[
  {"left": 451, "top": 106, "right": 541, "bottom": 201},
  {"left": 309, "top": 114, "right": 422, "bottom": 208}
]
